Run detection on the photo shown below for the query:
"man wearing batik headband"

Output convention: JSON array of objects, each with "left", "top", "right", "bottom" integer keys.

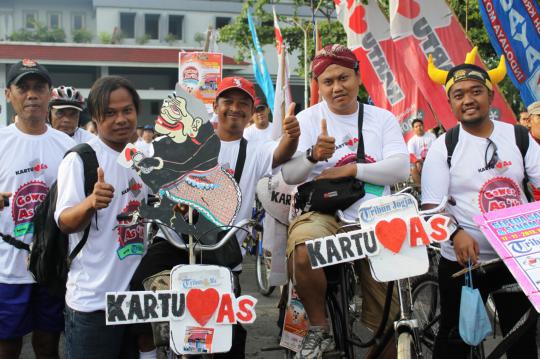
[
  {"left": 281, "top": 44, "right": 409, "bottom": 359},
  {"left": 422, "top": 47, "right": 540, "bottom": 358}
]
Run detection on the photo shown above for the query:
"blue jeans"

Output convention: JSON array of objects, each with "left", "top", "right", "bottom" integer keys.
[{"left": 64, "top": 305, "right": 126, "bottom": 359}]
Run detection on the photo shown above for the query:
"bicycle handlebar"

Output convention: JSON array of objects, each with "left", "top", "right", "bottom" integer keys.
[
  {"left": 451, "top": 258, "right": 502, "bottom": 278},
  {"left": 116, "top": 205, "right": 255, "bottom": 253}
]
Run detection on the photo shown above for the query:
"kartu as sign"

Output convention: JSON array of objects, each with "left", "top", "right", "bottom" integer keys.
[{"left": 305, "top": 193, "right": 451, "bottom": 282}]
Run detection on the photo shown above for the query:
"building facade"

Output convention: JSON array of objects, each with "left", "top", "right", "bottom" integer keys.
[{"left": 0, "top": 0, "right": 311, "bottom": 126}]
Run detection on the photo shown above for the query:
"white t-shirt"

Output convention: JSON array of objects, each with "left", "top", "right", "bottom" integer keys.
[
  {"left": 0, "top": 125, "right": 75, "bottom": 284},
  {"left": 243, "top": 124, "right": 274, "bottom": 143},
  {"left": 72, "top": 127, "right": 95, "bottom": 144},
  {"left": 135, "top": 139, "right": 154, "bottom": 157},
  {"left": 55, "top": 137, "right": 148, "bottom": 312},
  {"left": 297, "top": 101, "right": 407, "bottom": 220},
  {"left": 407, "top": 132, "right": 436, "bottom": 160},
  {"left": 422, "top": 121, "right": 540, "bottom": 262}
]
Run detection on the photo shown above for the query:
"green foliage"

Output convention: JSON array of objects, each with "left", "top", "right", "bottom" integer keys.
[
  {"left": 136, "top": 34, "right": 150, "bottom": 45},
  {"left": 165, "top": 33, "right": 179, "bottom": 45},
  {"left": 99, "top": 32, "right": 112, "bottom": 44},
  {"left": 193, "top": 32, "right": 206, "bottom": 47},
  {"left": 9, "top": 28, "right": 34, "bottom": 41},
  {"left": 9, "top": 20, "right": 66, "bottom": 43},
  {"left": 72, "top": 28, "right": 93, "bottom": 43},
  {"left": 219, "top": 0, "right": 521, "bottom": 112}
]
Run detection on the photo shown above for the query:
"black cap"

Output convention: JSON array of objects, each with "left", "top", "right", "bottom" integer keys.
[
  {"left": 411, "top": 118, "right": 424, "bottom": 126},
  {"left": 143, "top": 124, "right": 154, "bottom": 132},
  {"left": 7, "top": 59, "right": 52, "bottom": 87}
]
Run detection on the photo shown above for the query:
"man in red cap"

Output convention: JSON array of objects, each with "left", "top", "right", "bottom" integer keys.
[
  {"left": 130, "top": 76, "right": 300, "bottom": 359},
  {"left": 281, "top": 44, "right": 409, "bottom": 358}
]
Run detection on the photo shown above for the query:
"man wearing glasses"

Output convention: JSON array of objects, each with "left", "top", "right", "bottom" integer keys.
[{"left": 421, "top": 51, "right": 540, "bottom": 358}]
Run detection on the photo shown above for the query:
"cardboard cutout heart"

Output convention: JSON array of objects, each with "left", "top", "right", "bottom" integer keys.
[
  {"left": 397, "top": 0, "right": 421, "bottom": 19},
  {"left": 186, "top": 288, "right": 220, "bottom": 326},
  {"left": 375, "top": 218, "right": 408, "bottom": 253}
]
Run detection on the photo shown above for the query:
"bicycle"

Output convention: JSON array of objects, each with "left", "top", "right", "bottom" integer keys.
[
  {"left": 116, "top": 200, "right": 263, "bottom": 358},
  {"left": 314, "top": 191, "right": 451, "bottom": 359},
  {"left": 248, "top": 200, "right": 276, "bottom": 296},
  {"left": 267, "top": 190, "right": 449, "bottom": 358}
]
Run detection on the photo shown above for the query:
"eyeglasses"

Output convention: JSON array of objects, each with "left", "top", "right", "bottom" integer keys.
[{"left": 484, "top": 138, "right": 499, "bottom": 169}]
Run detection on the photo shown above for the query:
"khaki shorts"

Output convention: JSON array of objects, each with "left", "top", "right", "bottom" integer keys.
[{"left": 287, "top": 211, "right": 399, "bottom": 330}]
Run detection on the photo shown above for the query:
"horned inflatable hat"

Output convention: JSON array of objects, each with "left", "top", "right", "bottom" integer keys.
[{"left": 427, "top": 47, "right": 506, "bottom": 94}]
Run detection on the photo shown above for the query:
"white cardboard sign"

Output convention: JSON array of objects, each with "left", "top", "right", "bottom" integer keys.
[
  {"left": 305, "top": 194, "right": 450, "bottom": 281},
  {"left": 106, "top": 265, "right": 257, "bottom": 355}
]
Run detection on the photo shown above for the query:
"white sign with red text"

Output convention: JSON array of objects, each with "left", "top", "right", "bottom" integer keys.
[
  {"left": 305, "top": 193, "right": 450, "bottom": 281},
  {"left": 105, "top": 265, "right": 256, "bottom": 355}
]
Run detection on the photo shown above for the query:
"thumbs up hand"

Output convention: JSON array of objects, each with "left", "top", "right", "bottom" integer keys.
[
  {"left": 90, "top": 167, "right": 115, "bottom": 210},
  {"left": 282, "top": 102, "right": 300, "bottom": 140},
  {"left": 312, "top": 119, "right": 335, "bottom": 162}
]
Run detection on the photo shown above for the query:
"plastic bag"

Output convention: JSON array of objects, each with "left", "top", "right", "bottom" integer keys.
[{"left": 459, "top": 263, "right": 492, "bottom": 346}]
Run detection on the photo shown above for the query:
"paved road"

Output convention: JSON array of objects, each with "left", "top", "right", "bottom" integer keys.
[{"left": 19, "top": 255, "right": 540, "bottom": 358}]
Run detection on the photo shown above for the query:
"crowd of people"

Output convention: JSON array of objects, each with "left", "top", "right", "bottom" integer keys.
[{"left": 0, "top": 41, "right": 539, "bottom": 359}]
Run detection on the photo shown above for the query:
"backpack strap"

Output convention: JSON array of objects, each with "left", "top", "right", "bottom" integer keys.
[
  {"left": 65, "top": 143, "right": 99, "bottom": 264},
  {"left": 514, "top": 125, "right": 533, "bottom": 202},
  {"left": 233, "top": 137, "right": 247, "bottom": 184},
  {"left": 356, "top": 103, "right": 365, "bottom": 163},
  {"left": 445, "top": 126, "right": 460, "bottom": 168}
]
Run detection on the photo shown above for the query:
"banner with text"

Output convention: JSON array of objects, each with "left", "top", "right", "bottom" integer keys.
[
  {"left": 335, "top": 0, "right": 438, "bottom": 138},
  {"left": 475, "top": 201, "right": 540, "bottom": 312},
  {"left": 389, "top": 0, "right": 516, "bottom": 125},
  {"left": 478, "top": 0, "right": 540, "bottom": 106}
]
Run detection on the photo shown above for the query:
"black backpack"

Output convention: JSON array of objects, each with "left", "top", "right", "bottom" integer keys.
[
  {"left": 445, "top": 124, "right": 533, "bottom": 202},
  {"left": 28, "top": 143, "right": 98, "bottom": 297}
]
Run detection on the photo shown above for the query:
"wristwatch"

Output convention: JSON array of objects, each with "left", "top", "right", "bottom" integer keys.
[{"left": 306, "top": 146, "right": 317, "bottom": 163}]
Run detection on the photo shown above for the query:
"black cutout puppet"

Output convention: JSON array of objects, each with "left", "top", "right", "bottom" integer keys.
[{"left": 118, "top": 86, "right": 241, "bottom": 245}]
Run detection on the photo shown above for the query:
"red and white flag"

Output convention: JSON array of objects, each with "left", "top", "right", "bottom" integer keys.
[
  {"left": 389, "top": 0, "right": 516, "bottom": 126},
  {"left": 272, "top": 6, "right": 292, "bottom": 140},
  {"left": 335, "top": 0, "right": 438, "bottom": 138}
]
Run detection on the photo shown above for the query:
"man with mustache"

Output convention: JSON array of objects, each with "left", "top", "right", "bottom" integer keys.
[
  {"left": 0, "top": 59, "right": 75, "bottom": 358},
  {"left": 423, "top": 51, "right": 540, "bottom": 358},
  {"left": 281, "top": 44, "right": 409, "bottom": 359}
]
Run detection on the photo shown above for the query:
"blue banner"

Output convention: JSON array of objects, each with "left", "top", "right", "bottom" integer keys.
[
  {"left": 478, "top": 0, "right": 540, "bottom": 106},
  {"left": 247, "top": 9, "right": 275, "bottom": 113}
]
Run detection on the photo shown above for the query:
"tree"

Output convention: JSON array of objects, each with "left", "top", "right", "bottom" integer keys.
[{"left": 219, "top": 0, "right": 522, "bottom": 112}]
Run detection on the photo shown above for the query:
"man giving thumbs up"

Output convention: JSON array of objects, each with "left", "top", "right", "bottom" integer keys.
[
  {"left": 55, "top": 76, "right": 148, "bottom": 359},
  {"left": 281, "top": 44, "right": 409, "bottom": 359}
]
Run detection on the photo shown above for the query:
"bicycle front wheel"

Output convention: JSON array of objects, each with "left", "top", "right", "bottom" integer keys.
[
  {"left": 411, "top": 274, "right": 440, "bottom": 358},
  {"left": 255, "top": 232, "right": 275, "bottom": 296},
  {"left": 397, "top": 332, "right": 418, "bottom": 359}
]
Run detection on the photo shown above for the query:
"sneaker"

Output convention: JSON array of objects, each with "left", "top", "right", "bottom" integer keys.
[{"left": 295, "top": 327, "right": 336, "bottom": 359}]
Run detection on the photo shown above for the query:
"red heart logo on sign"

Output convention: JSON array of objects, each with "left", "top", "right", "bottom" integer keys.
[
  {"left": 375, "top": 218, "right": 408, "bottom": 254},
  {"left": 397, "top": 0, "right": 421, "bottom": 19},
  {"left": 348, "top": 4, "right": 368, "bottom": 34},
  {"left": 186, "top": 288, "right": 220, "bottom": 326}
]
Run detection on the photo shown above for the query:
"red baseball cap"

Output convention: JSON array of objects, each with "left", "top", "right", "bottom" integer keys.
[{"left": 216, "top": 77, "right": 256, "bottom": 103}]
